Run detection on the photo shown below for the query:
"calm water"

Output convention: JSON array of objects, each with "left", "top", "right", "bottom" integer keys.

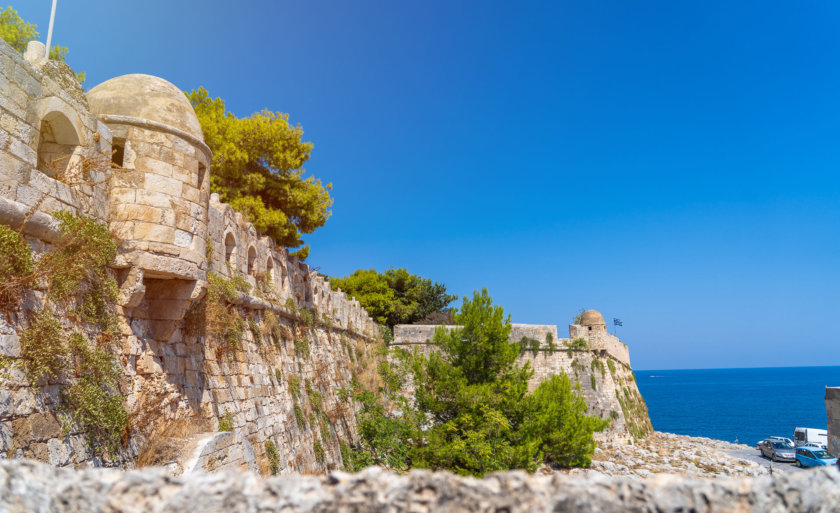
[{"left": 635, "top": 366, "right": 840, "bottom": 446}]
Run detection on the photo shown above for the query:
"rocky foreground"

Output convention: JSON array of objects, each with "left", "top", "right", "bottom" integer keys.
[
  {"left": 561, "top": 432, "right": 768, "bottom": 478},
  {"left": 1, "top": 458, "right": 838, "bottom": 513}
]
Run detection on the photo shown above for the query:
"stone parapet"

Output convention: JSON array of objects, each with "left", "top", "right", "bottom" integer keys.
[{"left": 2, "top": 459, "right": 838, "bottom": 513}]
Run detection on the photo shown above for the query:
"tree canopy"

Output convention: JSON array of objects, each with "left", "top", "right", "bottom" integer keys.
[
  {"left": 328, "top": 268, "right": 457, "bottom": 328},
  {"left": 0, "top": 6, "right": 85, "bottom": 83},
  {"left": 188, "top": 88, "right": 333, "bottom": 260}
]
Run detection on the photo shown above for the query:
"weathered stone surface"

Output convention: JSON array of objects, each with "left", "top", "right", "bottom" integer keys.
[{"left": 1, "top": 459, "right": 839, "bottom": 513}]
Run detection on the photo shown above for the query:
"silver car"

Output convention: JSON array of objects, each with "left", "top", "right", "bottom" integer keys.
[{"left": 758, "top": 438, "right": 797, "bottom": 462}]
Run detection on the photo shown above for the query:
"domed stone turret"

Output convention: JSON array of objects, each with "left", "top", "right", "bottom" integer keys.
[
  {"left": 580, "top": 310, "right": 606, "bottom": 327},
  {"left": 87, "top": 74, "right": 203, "bottom": 140},
  {"left": 87, "top": 74, "right": 211, "bottom": 339}
]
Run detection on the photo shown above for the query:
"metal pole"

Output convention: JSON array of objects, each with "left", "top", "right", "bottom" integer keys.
[{"left": 45, "top": 0, "right": 58, "bottom": 59}]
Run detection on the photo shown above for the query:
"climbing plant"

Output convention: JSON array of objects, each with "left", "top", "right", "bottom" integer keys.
[{"left": 1, "top": 211, "right": 127, "bottom": 457}]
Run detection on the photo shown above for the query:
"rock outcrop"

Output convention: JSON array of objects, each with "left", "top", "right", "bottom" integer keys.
[{"left": 0, "top": 459, "right": 837, "bottom": 513}]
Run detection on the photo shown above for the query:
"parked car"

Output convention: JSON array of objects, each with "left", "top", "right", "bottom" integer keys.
[
  {"left": 795, "top": 446, "right": 837, "bottom": 468},
  {"left": 793, "top": 427, "right": 828, "bottom": 448},
  {"left": 767, "top": 436, "right": 795, "bottom": 447},
  {"left": 758, "top": 438, "right": 796, "bottom": 462}
]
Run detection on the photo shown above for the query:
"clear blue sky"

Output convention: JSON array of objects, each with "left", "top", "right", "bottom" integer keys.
[{"left": 17, "top": 0, "right": 840, "bottom": 370}]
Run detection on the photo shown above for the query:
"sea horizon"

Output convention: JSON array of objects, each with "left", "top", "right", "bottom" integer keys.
[
  {"left": 635, "top": 366, "right": 840, "bottom": 446},
  {"left": 638, "top": 364, "right": 840, "bottom": 372}
]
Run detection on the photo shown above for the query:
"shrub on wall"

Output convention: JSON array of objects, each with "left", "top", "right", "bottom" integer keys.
[
  {"left": 524, "top": 373, "right": 610, "bottom": 468},
  {"left": 2, "top": 212, "right": 128, "bottom": 457}
]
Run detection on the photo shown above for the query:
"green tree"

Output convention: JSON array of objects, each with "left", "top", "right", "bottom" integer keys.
[
  {"left": 0, "top": 6, "right": 85, "bottom": 83},
  {"left": 341, "top": 353, "right": 420, "bottom": 472},
  {"left": 329, "top": 268, "right": 457, "bottom": 328},
  {"left": 188, "top": 88, "right": 332, "bottom": 260},
  {"left": 0, "top": 6, "right": 37, "bottom": 52},
  {"left": 523, "top": 373, "right": 609, "bottom": 468},
  {"left": 410, "top": 289, "right": 540, "bottom": 476},
  {"left": 409, "top": 289, "right": 608, "bottom": 476}
]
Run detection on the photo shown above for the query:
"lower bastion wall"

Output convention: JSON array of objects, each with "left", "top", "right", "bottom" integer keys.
[
  {"left": 0, "top": 39, "right": 379, "bottom": 473},
  {"left": 393, "top": 323, "right": 652, "bottom": 442},
  {"left": 826, "top": 387, "right": 840, "bottom": 458}
]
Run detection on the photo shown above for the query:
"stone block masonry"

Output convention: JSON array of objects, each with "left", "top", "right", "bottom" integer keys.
[
  {"left": 0, "top": 38, "right": 378, "bottom": 473},
  {"left": 826, "top": 387, "right": 840, "bottom": 457},
  {"left": 1, "top": 458, "right": 838, "bottom": 513}
]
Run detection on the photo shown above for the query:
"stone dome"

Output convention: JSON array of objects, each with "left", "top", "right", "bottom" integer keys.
[
  {"left": 580, "top": 309, "right": 606, "bottom": 326},
  {"left": 87, "top": 74, "right": 203, "bottom": 141}
]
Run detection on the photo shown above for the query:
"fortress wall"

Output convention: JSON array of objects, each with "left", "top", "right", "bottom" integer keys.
[
  {"left": 589, "top": 333, "right": 631, "bottom": 368},
  {"left": 0, "top": 40, "right": 111, "bottom": 227},
  {"left": 826, "top": 387, "right": 840, "bottom": 457},
  {"left": 206, "top": 194, "right": 377, "bottom": 338},
  {"left": 0, "top": 41, "right": 378, "bottom": 473}
]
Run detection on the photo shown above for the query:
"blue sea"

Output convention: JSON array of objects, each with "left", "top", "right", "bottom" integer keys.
[{"left": 635, "top": 366, "right": 840, "bottom": 446}]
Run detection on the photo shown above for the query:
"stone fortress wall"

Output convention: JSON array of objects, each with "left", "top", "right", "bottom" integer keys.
[
  {"left": 393, "top": 311, "right": 651, "bottom": 442},
  {"left": 826, "top": 387, "right": 840, "bottom": 457},
  {"left": 0, "top": 39, "right": 378, "bottom": 472}
]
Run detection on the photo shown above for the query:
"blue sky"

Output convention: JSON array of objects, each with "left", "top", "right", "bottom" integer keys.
[{"left": 17, "top": 0, "right": 840, "bottom": 370}]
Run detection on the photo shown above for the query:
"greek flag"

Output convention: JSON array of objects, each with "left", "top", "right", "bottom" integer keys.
[{"left": 613, "top": 318, "right": 623, "bottom": 327}]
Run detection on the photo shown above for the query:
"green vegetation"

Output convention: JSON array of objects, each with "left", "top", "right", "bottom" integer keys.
[
  {"left": 218, "top": 412, "right": 234, "bottom": 432},
  {"left": 294, "top": 337, "right": 310, "bottom": 359},
  {"left": 590, "top": 374, "right": 597, "bottom": 390},
  {"left": 2, "top": 212, "right": 126, "bottom": 457},
  {"left": 607, "top": 358, "right": 616, "bottom": 375},
  {"left": 616, "top": 386, "right": 653, "bottom": 440},
  {"left": 341, "top": 290, "right": 610, "bottom": 476},
  {"left": 591, "top": 358, "right": 605, "bottom": 376},
  {"left": 264, "top": 439, "right": 280, "bottom": 475},
  {"left": 518, "top": 336, "right": 541, "bottom": 356},
  {"left": 328, "top": 268, "right": 456, "bottom": 328},
  {"left": 545, "top": 332, "right": 556, "bottom": 353},
  {"left": 313, "top": 440, "right": 326, "bottom": 464},
  {"left": 0, "top": 225, "right": 33, "bottom": 310},
  {"left": 569, "top": 337, "right": 589, "bottom": 350},
  {"left": 299, "top": 307, "right": 315, "bottom": 329},
  {"left": 294, "top": 404, "right": 306, "bottom": 429},
  {"left": 524, "top": 374, "right": 609, "bottom": 467},
  {"left": 287, "top": 374, "right": 301, "bottom": 398},
  {"left": 188, "top": 88, "right": 331, "bottom": 260},
  {"left": 341, "top": 357, "right": 418, "bottom": 472},
  {"left": 203, "top": 272, "right": 251, "bottom": 357},
  {"left": 19, "top": 312, "right": 66, "bottom": 386}
]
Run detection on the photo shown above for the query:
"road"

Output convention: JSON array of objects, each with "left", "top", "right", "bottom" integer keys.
[{"left": 727, "top": 448, "right": 804, "bottom": 474}]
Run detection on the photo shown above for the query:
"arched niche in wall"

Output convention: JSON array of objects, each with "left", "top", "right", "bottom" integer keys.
[
  {"left": 266, "top": 257, "right": 275, "bottom": 285},
  {"left": 37, "top": 110, "right": 82, "bottom": 179},
  {"left": 224, "top": 232, "right": 237, "bottom": 268},
  {"left": 247, "top": 246, "right": 257, "bottom": 276},
  {"left": 278, "top": 262, "right": 287, "bottom": 292}
]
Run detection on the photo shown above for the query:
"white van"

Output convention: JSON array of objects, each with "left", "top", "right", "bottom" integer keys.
[{"left": 793, "top": 427, "right": 828, "bottom": 448}]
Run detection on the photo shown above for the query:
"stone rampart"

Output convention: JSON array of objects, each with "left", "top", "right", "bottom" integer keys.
[
  {"left": 0, "top": 39, "right": 378, "bottom": 473},
  {"left": 2, "top": 459, "right": 838, "bottom": 513}
]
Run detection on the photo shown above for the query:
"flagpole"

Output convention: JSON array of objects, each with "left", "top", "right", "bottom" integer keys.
[{"left": 45, "top": 0, "right": 57, "bottom": 58}]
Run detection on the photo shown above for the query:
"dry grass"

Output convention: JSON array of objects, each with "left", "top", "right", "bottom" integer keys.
[{"left": 136, "top": 416, "right": 212, "bottom": 468}]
